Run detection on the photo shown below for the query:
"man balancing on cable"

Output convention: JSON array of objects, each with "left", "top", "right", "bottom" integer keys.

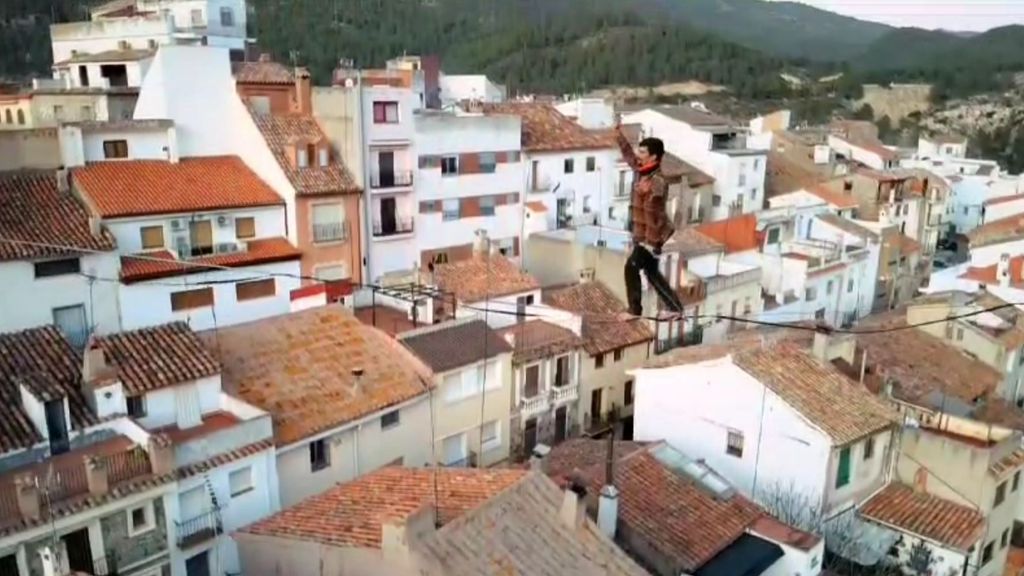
[{"left": 613, "top": 120, "right": 686, "bottom": 321}]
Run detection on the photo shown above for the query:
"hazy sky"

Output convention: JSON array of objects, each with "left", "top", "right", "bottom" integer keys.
[{"left": 774, "top": 0, "right": 1024, "bottom": 32}]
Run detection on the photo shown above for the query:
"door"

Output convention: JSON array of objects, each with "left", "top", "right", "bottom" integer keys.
[
  {"left": 189, "top": 220, "right": 213, "bottom": 256},
  {"left": 185, "top": 551, "right": 210, "bottom": 576},
  {"left": 379, "top": 197, "right": 397, "bottom": 235},
  {"left": 1, "top": 553, "right": 18, "bottom": 575},
  {"left": 556, "top": 198, "right": 570, "bottom": 228},
  {"left": 53, "top": 304, "right": 88, "bottom": 349},
  {"left": 554, "top": 406, "right": 568, "bottom": 443},
  {"left": 45, "top": 400, "right": 69, "bottom": 455},
  {"left": 62, "top": 527, "right": 93, "bottom": 574},
  {"left": 523, "top": 418, "right": 538, "bottom": 456},
  {"left": 175, "top": 384, "right": 202, "bottom": 430},
  {"left": 78, "top": 66, "right": 89, "bottom": 87},
  {"left": 442, "top": 433, "right": 466, "bottom": 466},
  {"left": 378, "top": 151, "right": 395, "bottom": 187},
  {"left": 524, "top": 365, "right": 540, "bottom": 399},
  {"left": 590, "top": 388, "right": 603, "bottom": 427}
]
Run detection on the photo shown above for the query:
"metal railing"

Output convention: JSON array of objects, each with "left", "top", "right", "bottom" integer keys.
[
  {"left": 175, "top": 508, "right": 223, "bottom": 549},
  {"left": 370, "top": 170, "right": 414, "bottom": 189},
  {"left": 312, "top": 221, "right": 349, "bottom": 244},
  {"left": 372, "top": 217, "right": 414, "bottom": 237}
]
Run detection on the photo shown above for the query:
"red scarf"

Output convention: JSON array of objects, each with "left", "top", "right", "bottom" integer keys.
[{"left": 638, "top": 160, "right": 660, "bottom": 176}]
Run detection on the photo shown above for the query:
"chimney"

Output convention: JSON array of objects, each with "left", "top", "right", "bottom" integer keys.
[
  {"left": 560, "top": 473, "right": 588, "bottom": 531},
  {"left": 166, "top": 126, "right": 179, "bottom": 164},
  {"left": 529, "top": 454, "right": 544, "bottom": 471},
  {"left": 472, "top": 229, "right": 490, "bottom": 257},
  {"left": 147, "top": 434, "right": 175, "bottom": 476},
  {"left": 15, "top": 475, "right": 40, "bottom": 520},
  {"left": 82, "top": 337, "right": 108, "bottom": 384},
  {"left": 913, "top": 467, "right": 928, "bottom": 493},
  {"left": 295, "top": 67, "right": 313, "bottom": 115},
  {"left": 382, "top": 502, "right": 436, "bottom": 566},
  {"left": 597, "top": 426, "right": 619, "bottom": 540},
  {"left": 859, "top": 350, "right": 868, "bottom": 385},
  {"left": 503, "top": 333, "right": 515, "bottom": 348},
  {"left": 84, "top": 455, "right": 109, "bottom": 496},
  {"left": 55, "top": 169, "right": 69, "bottom": 193},
  {"left": 258, "top": 52, "right": 271, "bottom": 63},
  {"left": 812, "top": 331, "right": 830, "bottom": 362},
  {"left": 998, "top": 253, "right": 1011, "bottom": 287}
]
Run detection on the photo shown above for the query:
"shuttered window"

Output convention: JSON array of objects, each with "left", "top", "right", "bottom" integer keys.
[
  {"left": 835, "top": 446, "right": 851, "bottom": 488},
  {"left": 140, "top": 225, "right": 165, "bottom": 249},
  {"left": 235, "top": 217, "right": 255, "bottom": 239},
  {"left": 170, "top": 287, "right": 214, "bottom": 311},
  {"left": 235, "top": 279, "right": 276, "bottom": 301}
]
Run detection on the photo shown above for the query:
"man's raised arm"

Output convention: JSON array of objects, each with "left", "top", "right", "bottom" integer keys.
[{"left": 614, "top": 121, "right": 639, "bottom": 170}]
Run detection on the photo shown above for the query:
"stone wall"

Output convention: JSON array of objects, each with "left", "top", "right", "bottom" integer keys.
[
  {"left": 99, "top": 497, "right": 169, "bottom": 570},
  {"left": 857, "top": 84, "right": 933, "bottom": 123}
]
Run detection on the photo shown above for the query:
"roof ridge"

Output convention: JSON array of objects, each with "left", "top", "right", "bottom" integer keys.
[{"left": 399, "top": 316, "right": 483, "bottom": 339}]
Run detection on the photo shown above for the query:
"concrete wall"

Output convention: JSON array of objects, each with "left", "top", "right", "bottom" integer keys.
[
  {"left": 236, "top": 533, "right": 420, "bottom": 576},
  {"left": 577, "top": 341, "right": 649, "bottom": 425},
  {"left": 753, "top": 527, "right": 824, "bottom": 576},
  {"left": 104, "top": 206, "right": 285, "bottom": 253},
  {"left": 431, "top": 355, "right": 513, "bottom": 467},
  {"left": 438, "top": 74, "right": 505, "bottom": 106},
  {"left": 274, "top": 395, "right": 432, "bottom": 508},
  {"left": 81, "top": 127, "right": 170, "bottom": 162},
  {"left": 523, "top": 148, "right": 619, "bottom": 230},
  {"left": 0, "top": 129, "right": 60, "bottom": 170}
]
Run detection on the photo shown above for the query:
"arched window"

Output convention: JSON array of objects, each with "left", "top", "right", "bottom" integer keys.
[
  {"left": 16, "top": 109, "right": 25, "bottom": 125},
  {"left": 3, "top": 109, "right": 11, "bottom": 124}
]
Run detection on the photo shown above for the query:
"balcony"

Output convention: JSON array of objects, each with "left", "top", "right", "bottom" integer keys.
[
  {"left": 551, "top": 383, "right": 578, "bottom": 404},
  {"left": 312, "top": 221, "right": 349, "bottom": 244},
  {"left": 373, "top": 217, "right": 415, "bottom": 238},
  {"left": 370, "top": 169, "right": 414, "bottom": 190},
  {"left": 175, "top": 508, "right": 223, "bottom": 549},
  {"left": 521, "top": 394, "right": 548, "bottom": 417}
]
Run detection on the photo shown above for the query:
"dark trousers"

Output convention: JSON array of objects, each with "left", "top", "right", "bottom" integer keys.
[{"left": 625, "top": 244, "right": 685, "bottom": 316}]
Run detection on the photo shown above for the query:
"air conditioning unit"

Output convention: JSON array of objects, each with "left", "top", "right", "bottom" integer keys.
[
  {"left": 215, "top": 242, "right": 242, "bottom": 255},
  {"left": 173, "top": 235, "right": 190, "bottom": 259},
  {"left": 170, "top": 219, "right": 185, "bottom": 232},
  {"left": 216, "top": 214, "right": 233, "bottom": 228}
]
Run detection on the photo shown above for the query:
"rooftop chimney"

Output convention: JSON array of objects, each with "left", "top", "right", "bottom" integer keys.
[
  {"left": 295, "top": 67, "right": 313, "bottom": 115},
  {"left": 812, "top": 331, "right": 830, "bottom": 362},
  {"left": 15, "top": 475, "right": 40, "bottom": 520},
  {"left": 84, "top": 455, "right": 109, "bottom": 496},
  {"left": 82, "top": 337, "right": 110, "bottom": 384},
  {"left": 560, "top": 472, "right": 588, "bottom": 531},
  {"left": 472, "top": 229, "right": 490, "bottom": 257},
  {"left": 258, "top": 52, "right": 271, "bottom": 63},
  {"left": 147, "top": 434, "right": 175, "bottom": 476},
  {"left": 597, "top": 421, "right": 619, "bottom": 540}
]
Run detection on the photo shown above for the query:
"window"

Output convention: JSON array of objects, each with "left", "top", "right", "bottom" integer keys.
[
  {"left": 738, "top": 173, "right": 747, "bottom": 186},
  {"left": 586, "top": 156, "right": 596, "bottom": 172},
  {"left": 126, "top": 395, "right": 146, "bottom": 418},
  {"left": 16, "top": 110, "right": 24, "bottom": 125},
  {"left": 826, "top": 280, "right": 834, "bottom": 295},
  {"left": 53, "top": 305, "right": 87, "bottom": 348},
  {"left": 297, "top": 148, "right": 309, "bottom": 168},
  {"left": 381, "top": 409, "right": 400, "bottom": 429},
  {"left": 582, "top": 195, "right": 592, "bottom": 214},
  {"left": 564, "top": 158, "right": 574, "bottom": 174},
  {"left": 805, "top": 287, "right": 817, "bottom": 302},
  {"left": 318, "top": 147, "right": 329, "bottom": 167},
  {"left": 613, "top": 349, "right": 623, "bottom": 362},
  {"left": 863, "top": 436, "right": 875, "bottom": 460},
  {"left": 554, "top": 355, "right": 570, "bottom": 387},
  {"left": 847, "top": 279, "right": 854, "bottom": 293},
  {"left": 219, "top": 6, "right": 234, "bottom": 26},
  {"left": 835, "top": 446, "right": 851, "bottom": 488},
  {"left": 3, "top": 109, "right": 11, "bottom": 124},
  {"left": 309, "top": 438, "right": 330, "bottom": 472},
  {"left": 750, "top": 188, "right": 757, "bottom": 200},
  {"left": 956, "top": 327, "right": 964, "bottom": 341},
  {"left": 140, "top": 225, "right": 164, "bottom": 249},
  {"left": 170, "top": 287, "right": 214, "bottom": 312},
  {"left": 35, "top": 258, "right": 80, "bottom": 278},
  {"left": 524, "top": 364, "right": 540, "bottom": 398},
  {"left": 103, "top": 139, "right": 129, "bottom": 159},
  {"left": 481, "top": 420, "right": 500, "bottom": 452},
  {"left": 753, "top": 158, "right": 761, "bottom": 171},
  {"left": 766, "top": 228, "right": 780, "bottom": 244},
  {"left": 479, "top": 152, "right": 496, "bottom": 173},
  {"left": 982, "top": 542, "right": 994, "bottom": 565},
  {"left": 229, "top": 466, "right": 253, "bottom": 497},
  {"left": 1002, "top": 528, "right": 1010, "bottom": 549},
  {"left": 441, "top": 155, "right": 458, "bottom": 175},
  {"left": 127, "top": 502, "right": 155, "bottom": 536},
  {"left": 480, "top": 195, "right": 496, "bottom": 216},
  {"left": 190, "top": 8, "right": 204, "bottom": 25},
  {"left": 726, "top": 430, "right": 744, "bottom": 457},
  {"left": 595, "top": 354, "right": 605, "bottom": 369},
  {"left": 53, "top": 105, "right": 64, "bottom": 121},
  {"left": 624, "top": 379, "right": 633, "bottom": 406},
  {"left": 189, "top": 220, "right": 213, "bottom": 256},
  {"left": 312, "top": 203, "right": 345, "bottom": 243},
  {"left": 235, "top": 279, "right": 276, "bottom": 302},
  {"left": 235, "top": 217, "right": 255, "bottom": 240},
  {"left": 1014, "top": 471, "right": 1021, "bottom": 492},
  {"left": 995, "top": 481, "right": 1007, "bottom": 507},
  {"left": 712, "top": 194, "right": 722, "bottom": 207},
  {"left": 372, "top": 101, "right": 399, "bottom": 124},
  {"left": 442, "top": 199, "right": 460, "bottom": 221}
]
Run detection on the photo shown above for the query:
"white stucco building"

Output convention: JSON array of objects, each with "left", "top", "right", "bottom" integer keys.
[
  {"left": 620, "top": 104, "right": 767, "bottom": 222},
  {"left": 438, "top": 73, "right": 506, "bottom": 107}
]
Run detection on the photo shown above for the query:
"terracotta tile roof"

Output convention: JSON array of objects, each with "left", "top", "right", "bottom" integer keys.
[
  {"left": 859, "top": 483, "right": 985, "bottom": 552},
  {"left": 399, "top": 319, "right": 513, "bottom": 374},
  {"left": 806, "top": 185, "right": 859, "bottom": 209},
  {"left": 959, "top": 257, "right": 1024, "bottom": 287},
  {"left": 991, "top": 448, "right": 1024, "bottom": 478},
  {"left": 251, "top": 112, "right": 361, "bottom": 196},
  {"left": 840, "top": 136, "right": 900, "bottom": 161},
  {"left": 203, "top": 306, "right": 432, "bottom": 446},
  {"left": 984, "top": 194, "right": 1024, "bottom": 206},
  {"left": 545, "top": 440, "right": 770, "bottom": 572},
  {"left": 541, "top": 438, "right": 649, "bottom": 481},
  {"left": 695, "top": 215, "right": 760, "bottom": 254},
  {"left": 73, "top": 156, "right": 284, "bottom": 218},
  {"left": 973, "top": 399, "right": 1024, "bottom": 431},
  {"left": 897, "top": 234, "right": 921, "bottom": 254},
  {"left": 968, "top": 215, "right": 1024, "bottom": 248},
  {"left": 239, "top": 466, "right": 527, "bottom": 548},
  {"left": 0, "top": 170, "right": 116, "bottom": 262},
  {"left": 417, "top": 471, "right": 650, "bottom": 576},
  {"left": 95, "top": 322, "right": 219, "bottom": 394},
  {"left": 525, "top": 201, "right": 548, "bottom": 212},
  {"left": 663, "top": 227, "right": 723, "bottom": 256},
  {"left": 544, "top": 281, "right": 654, "bottom": 356},
  {"left": 766, "top": 151, "right": 824, "bottom": 197},
  {"left": 749, "top": 516, "right": 821, "bottom": 552},
  {"left": 119, "top": 237, "right": 301, "bottom": 283},
  {"left": 433, "top": 253, "right": 539, "bottom": 302},
  {"left": 481, "top": 103, "right": 613, "bottom": 153},
  {"left": 54, "top": 48, "right": 154, "bottom": 66},
  {"left": 732, "top": 343, "right": 897, "bottom": 444},
  {"left": 852, "top": 316, "right": 1002, "bottom": 406},
  {"left": 662, "top": 153, "right": 715, "bottom": 187},
  {"left": 232, "top": 60, "right": 295, "bottom": 85},
  {"left": 0, "top": 326, "right": 97, "bottom": 453},
  {"left": 496, "top": 320, "right": 583, "bottom": 365}
]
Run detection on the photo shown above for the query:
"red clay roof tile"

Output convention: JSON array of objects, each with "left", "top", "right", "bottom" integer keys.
[
  {"left": 481, "top": 103, "right": 614, "bottom": 153},
  {"left": 251, "top": 112, "right": 361, "bottom": 196},
  {"left": 695, "top": 215, "right": 760, "bottom": 254},
  {"left": 120, "top": 237, "right": 301, "bottom": 283},
  {"left": 544, "top": 281, "right": 654, "bottom": 356},
  {"left": 433, "top": 253, "right": 539, "bottom": 303},
  {"left": 96, "top": 322, "right": 220, "bottom": 394},
  {"left": 860, "top": 483, "right": 984, "bottom": 552}
]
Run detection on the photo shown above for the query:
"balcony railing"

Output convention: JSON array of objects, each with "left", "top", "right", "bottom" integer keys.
[
  {"left": 551, "top": 383, "right": 578, "bottom": 404},
  {"left": 312, "top": 221, "right": 349, "bottom": 244},
  {"left": 521, "top": 394, "right": 548, "bottom": 417},
  {"left": 372, "top": 217, "right": 414, "bottom": 238},
  {"left": 370, "top": 170, "right": 414, "bottom": 189},
  {"left": 176, "top": 508, "right": 223, "bottom": 549}
]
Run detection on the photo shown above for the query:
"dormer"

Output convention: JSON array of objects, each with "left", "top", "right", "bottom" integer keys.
[
  {"left": 18, "top": 376, "right": 71, "bottom": 456},
  {"left": 288, "top": 137, "right": 329, "bottom": 169}
]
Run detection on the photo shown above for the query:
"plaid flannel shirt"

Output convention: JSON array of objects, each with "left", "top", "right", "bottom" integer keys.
[{"left": 615, "top": 130, "right": 674, "bottom": 248}]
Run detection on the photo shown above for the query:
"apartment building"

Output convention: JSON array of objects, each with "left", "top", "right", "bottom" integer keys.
[
  {"left": 620, "top": 104, "right": 768, "bottom": 221},
  {"left": 496, "top": 319, "right": 584, "bottom": 458},
  {"left": 0, "top": 322, "right": 280, "bottom": 576},
  {"left": 632, "top": 335, "right": 898, "bottom": 527},
  {"left": 399, "top": 319, "right": 514, "bottom": 467},
  {"left": 206, "top": 306, "right": 435, "bottom": 508},
  {"left": 826, "top": 134, "right": 900, "bottom": 171},
  {"left": 481, "top": 102, "right": 619, "bottom": 231},
  {"left": 544, "top": 281, "right": 654, "bottom": 439},
  {"left": 0, "top": 170, "right": 120, "bottom": 345},
  {"left": 233, "top": 467, "right": 649, "bottom": 576},
  {"left": 414, "top": 109, "right": 524, "bottom": 267}
]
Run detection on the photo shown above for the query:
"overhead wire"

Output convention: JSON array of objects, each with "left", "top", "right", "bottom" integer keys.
[{"left": 1, "top": 235, "right": 1016, "bottom": 337}]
